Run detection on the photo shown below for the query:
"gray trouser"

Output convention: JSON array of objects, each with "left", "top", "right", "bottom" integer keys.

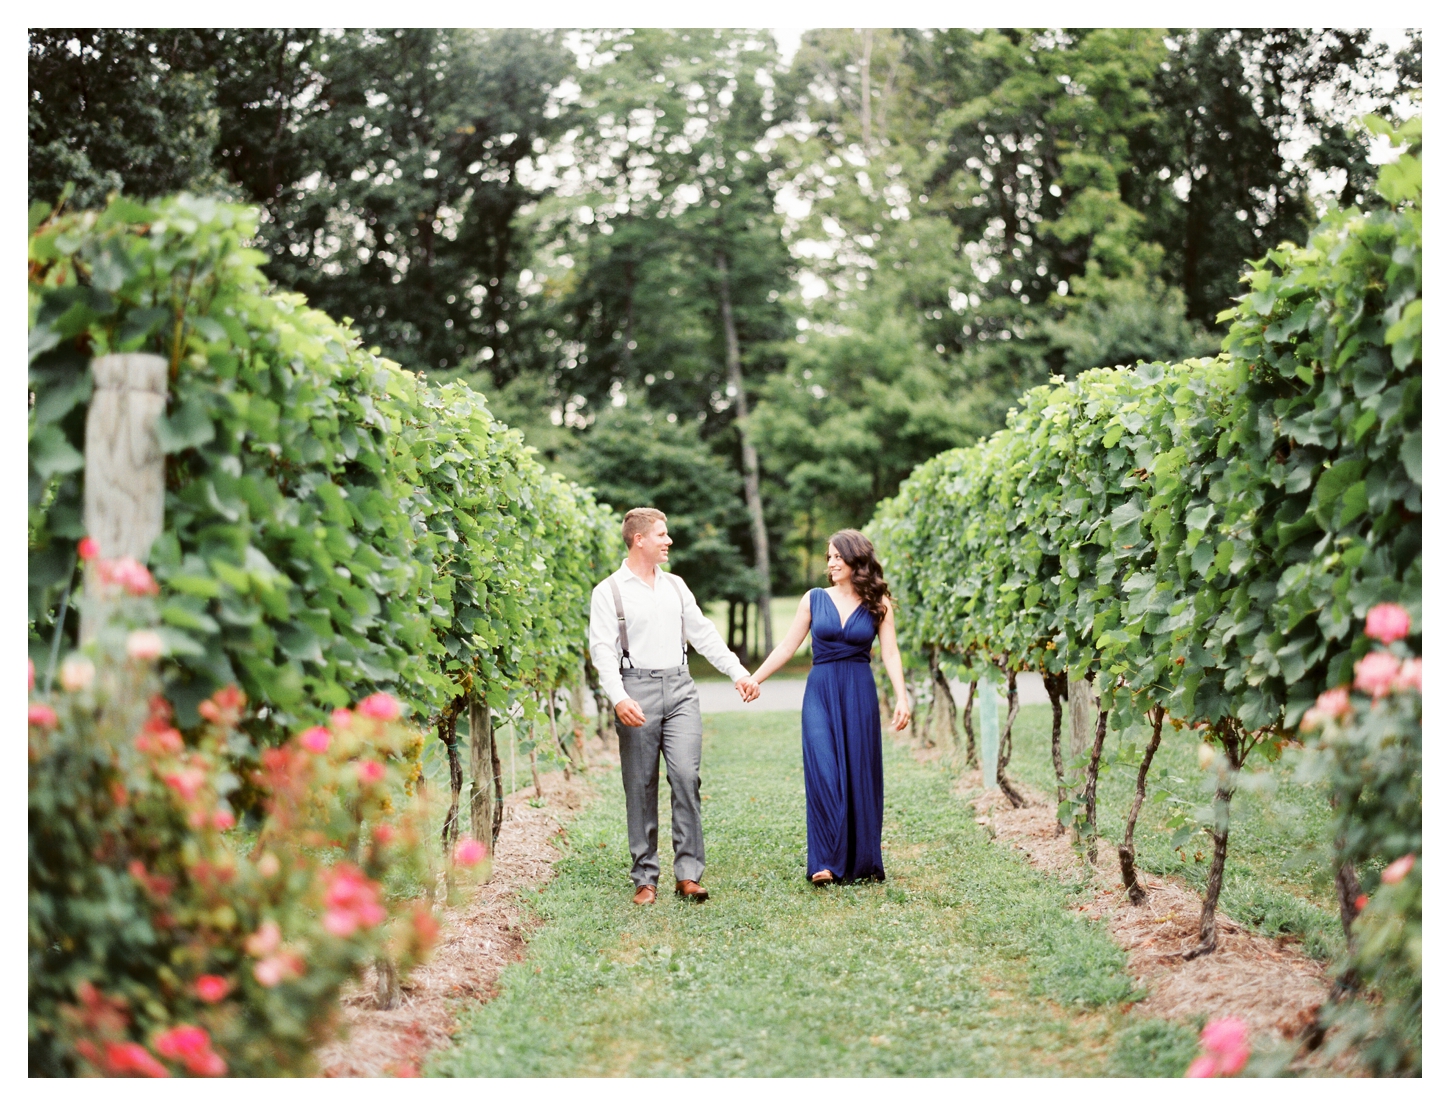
[{"left": 616, "top": 665, "right": 704, "bottom": 888}]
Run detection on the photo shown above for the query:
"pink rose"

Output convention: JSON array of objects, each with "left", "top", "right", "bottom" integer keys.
[
  {"left": 28, "top": 658, "right": 35, "bottom": 691},
  {"left": 355, "top": 759, "right": 386, "bottom": 785},
  {"left": 1355, "top": 893, "right": 1369, "bottom": 912},
  {"left": 194, "top": 975, "right": 231, "bottom": 1003},
  {"left": 211, "top": 808, "right": 236, "bottom": 831},
  {"left": 162, "top": 767, "right": 207, "bottom": 803},
  {"left": 323, "top": 909, "right": 359, "bottom": 937},
  {"left": 77, "top": 536, "right": 100, "bottom": 561},
  {"left": 59, "top": 656, "right": 95, "bottom": 692},
  {"left": 256, "top": 852, "right": 280, "bottom": 878},
  {"left": 373, "top": 823, "right": 396, "bottom": 846},
  {"left": 1364, "top": 602, "right": 1411, "bottom": 644},
  {"left": 104, "top": 1041, "right": 170, "bottom": 1078},
  {"left": 357, "top": 692, "right": 401, "bottom": 721},
  {"left": 330, "top": 707, "right": 354, "bottom": 729},
  {"left": 253, "top": 952, "right": 303, "bottom": 987},
  {"left": 95, "top": 556, "right": 159, "bottom": 596},
  {"left": 322, "top": 864, "right": 387, "bottom": 936},
  {"left": 245, "top": 919, "right": 281, "bottom": 957},
  {"left": 126, "top": 629, "right": 165, "bottom": 661},
  {"left": 1354, "top": 652, "right": 1400, "bottom": 700},
  {"left": 154, "top": 1025, "right": 226, "bottom": 1076},
  {"left": 1185, "top": 1055, "right": 1217, "bottom": 1078},
  {"left": 453, "top": 837, "right": 488, "bottom": 867},
  {"left": 1393, "top": 658, "right": 1421, "bottom": 694},
  {"left": 28, "top": 703, "right": 59, "bottom": 729},
  {"left": 1301, "top": 686, "right": 1351, "bottom": 731},
  {"left": 299, "top": 726, "right": 331, "bottom": 754},
  {"left": 1381, "top": 854, "right": 1415, "bottom": 885},
  {"left": 1201, "top": 1017, "right": 1248, "bottom": 1056}
]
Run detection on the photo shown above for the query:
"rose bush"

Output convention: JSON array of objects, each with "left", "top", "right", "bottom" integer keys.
[{"left": 28, "top": 573, "right": 471, "bottom": 1076}]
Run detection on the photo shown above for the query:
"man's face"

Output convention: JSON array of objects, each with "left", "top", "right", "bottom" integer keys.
[{"left": 634, "top": 520, "right": 672, "bottom": 565}]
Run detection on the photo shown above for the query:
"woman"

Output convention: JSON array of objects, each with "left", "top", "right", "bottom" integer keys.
[{"left": 750, "top": 530, "right": 911, "bottom": 884}]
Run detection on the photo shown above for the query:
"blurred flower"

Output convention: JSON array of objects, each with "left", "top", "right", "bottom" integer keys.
[
  {"left": 1355, "top": 894, "right": 1369, "bottom": 912},
  {"left": 253, "top": 951, "right": 305, "bottom": 987},
  {"left": 1354, "top": 652, "right": 1400, "bottom": 700},
  {"left": 256, "top": 852, "right": 280, "bottom": 878},
  {"left": 372, "top": 823, "right": 396, "bottom": 846},
  {"left": 1364, "top": 602, "right": 1411, "bottom": 644},
  {"left": 77, "top": 536, "right": 99, "bottom": 561},
  {"left": 193, "top": 975, "right": 231, "bottom": 1004},
  {"left": 134, "top": 726, "right": 184, "bottom": 757},
  {"left": 211, "top": 809, "right": 236, "bottom": 831},
  {"left": 300, "top": 726, "right": 331, "bottom": 753},
  {"left": 103, "top": 1041, "right": 170, "bottom": 1078},
  {"left": 1393, "top": 658, "right": 1421, "bottom": 694},
  {"left": 162, "top": 767, "right": 207, "bottom": 804},
  {"left": 155, "top": 1025, "right": 227, "bottom": 1076},
  {"left": 94, "top": 556, "right": 158, "bottom": 596},
  {"left": 245, "top": 919, "right": 281, "bottom": 957},
  {"left": 453, "top": 837, "right": 488, "bottom": 867},
  {"left": 1185, "top": 1017, "right": 1250, "bottom": 1077},
  {"left": 330, "top": 707, "right": 354, "bottom": 730},
  {"left": 28, "top": 657, "right": 35, "bottom": 691},
  {"left": 59, "top": 654, "right": 91, "bottom": 695},
  {"left": 357, "top": 692, "right": 401, "bottom": 721},
  {"left": 29, "top": 703, "right": 59, "bottom": 729},
  {"left": 322, "top": 864, "right": 386, "bottom": 937},
  {"left": 1197, "top": 743, "right": 1215, "bottom": 770},
  {"left": 126, "top": 629, "right": 165, "bottom": 661},
  {"left": 1300, "top": 686, "right": 1352, "bottom": 731},
  {"left": 355, "top": 759, "right": 386, "bottom": 785},
  {"left": 198, "top": 685, "right": 246, "bottom": 727},
  {"left": 1382, "top": 854, "right": 1416, "bottom": 885}
]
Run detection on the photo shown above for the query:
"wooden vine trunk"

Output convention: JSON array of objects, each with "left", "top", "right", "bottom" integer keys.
[
  {"left": 81, "top": 353, "right": 168, "bottom": 642},
  {"left": 961, "top": 679, "right": 977, "bottom": 768},
  {"left": 1186, "top": 722, "right": 1246, "bottom": 959},
  {"left": 1045, "top": 672, "right": 1068, "bottom": 835},
  {"left": 1118, "top": 705, "right": 1165, "bottom": 903},
  {"left": 929, "top": 648, "right": 959, "bottom": 754},
  {"left": 1082, "top": 698, "right": 1109, "bottom": 863},
  {"left": 439, "top": 702, "right": 464, "bottom": 857},
  {"left": 995, "top": 668, "right": 1025, "bottom": 807}
]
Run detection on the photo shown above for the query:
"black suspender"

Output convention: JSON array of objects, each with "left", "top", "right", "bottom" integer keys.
[{"left": 608, "top": 572, "right": 688, "bottom": 671}]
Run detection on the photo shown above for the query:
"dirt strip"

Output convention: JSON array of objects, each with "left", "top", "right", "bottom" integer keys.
[
  {"left": 956, "top": 766, "right": 1348, "bottom": 1064},
  {"left": 316, "top": 740, "right": 609, "bottom": 1077}
]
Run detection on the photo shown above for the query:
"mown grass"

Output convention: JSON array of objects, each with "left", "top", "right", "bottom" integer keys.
[
  {"left": 432, "top": 711, "right": 1166, "bottom": 1077},
  {"left": 989, "top": 702, "right": 1344, "bottom": 960}
]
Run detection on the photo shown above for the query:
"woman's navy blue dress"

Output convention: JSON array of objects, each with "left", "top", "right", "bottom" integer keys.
[{"left": 801, "top": 588, "right": 885, "bottom": 882}]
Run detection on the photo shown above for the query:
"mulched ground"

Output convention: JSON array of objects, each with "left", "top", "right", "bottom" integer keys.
[
  {"left": 955, "top": 765, "right": 1354, "bottom": 1070},
  {"left": 315, "top": 739, "right": 609, "bottom": 1077}
]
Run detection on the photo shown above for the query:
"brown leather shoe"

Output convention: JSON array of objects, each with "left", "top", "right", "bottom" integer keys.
[
  {"left": 632, "top": 885, "right": 656, "bottom": 905},
  {"left": 675, "top": 879, "right": 709, "bottom": 903}
]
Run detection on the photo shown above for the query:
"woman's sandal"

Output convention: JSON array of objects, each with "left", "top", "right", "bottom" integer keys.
[{"left": 810, "top": 870, "right": 835, "bottom": 885}]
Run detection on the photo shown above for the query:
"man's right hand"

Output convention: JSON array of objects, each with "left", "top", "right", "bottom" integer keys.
[{"left": 614, "top": 698, "right": 646, "bottom": 727}]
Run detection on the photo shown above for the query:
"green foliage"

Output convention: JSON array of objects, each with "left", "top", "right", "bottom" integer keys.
[
  {"left": 872, "top": 134, "right": 1421, "bottom": 734},
  {"left": 28, "top": 193, "right": 619, "bottom": 737},
  {"left": 28, "top": 593, "right": 445, "bottom": 1077}
]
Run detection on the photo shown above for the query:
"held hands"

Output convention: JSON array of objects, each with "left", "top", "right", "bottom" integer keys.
[
  {"left": 735, "top": 676, "right": 761, "bottom": 704},
  {"left": 889, "top": 698, "right": 912, "bottom": 732},
  {"left": 614, "top": 698, "right": 647, "bottom": 727}
]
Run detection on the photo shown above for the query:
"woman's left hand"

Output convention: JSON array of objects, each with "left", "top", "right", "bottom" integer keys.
[{"left": 890, "top": 698, "right": 912, "bottom": 732}]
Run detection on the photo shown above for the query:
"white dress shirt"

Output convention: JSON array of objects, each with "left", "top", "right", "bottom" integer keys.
[{"left": 588, "top": 561, "right": 749, "bottom": 706}]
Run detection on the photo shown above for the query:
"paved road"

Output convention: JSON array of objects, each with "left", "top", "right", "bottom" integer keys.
[{"left": 697, "top": 671, "right": 1048, "bottom": 714}]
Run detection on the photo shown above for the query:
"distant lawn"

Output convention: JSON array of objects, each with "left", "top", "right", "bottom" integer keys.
[{"left": 431, "top": 711, "right": 1199, "bottom": 1077}]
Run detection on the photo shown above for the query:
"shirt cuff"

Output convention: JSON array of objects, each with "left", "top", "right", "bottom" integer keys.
[{"left": 726, "top": 663, "right": 750, "bottom": 683}]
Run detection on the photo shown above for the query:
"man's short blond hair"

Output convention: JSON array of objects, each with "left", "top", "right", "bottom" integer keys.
[{"left": 622, "top": 507, "right": 668, "bottom": 549}]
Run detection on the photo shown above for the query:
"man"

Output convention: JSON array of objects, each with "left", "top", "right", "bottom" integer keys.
[{"left": 589, "top": 507, "right": 760, "bottom": 905}]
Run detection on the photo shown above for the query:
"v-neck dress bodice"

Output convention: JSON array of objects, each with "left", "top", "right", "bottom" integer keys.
[{"left": 800, "top": 588, "right": 885, "bottom": 882}]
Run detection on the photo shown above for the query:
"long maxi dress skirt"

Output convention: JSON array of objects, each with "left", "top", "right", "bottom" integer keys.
[{"left": 800, "top": 587, "right": 885, "bottom": 882}]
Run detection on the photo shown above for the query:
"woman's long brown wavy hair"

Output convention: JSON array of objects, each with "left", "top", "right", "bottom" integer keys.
[{"left": 827, "top": 529, "right": 892, "bottom": 626}]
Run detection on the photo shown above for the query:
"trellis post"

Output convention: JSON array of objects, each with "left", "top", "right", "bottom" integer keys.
[
  {"left": 978, "top": 668, "right": 999, "bottom": 789},
  {"left": 80, "top": 352, "right": 168, "bottom": 642}
]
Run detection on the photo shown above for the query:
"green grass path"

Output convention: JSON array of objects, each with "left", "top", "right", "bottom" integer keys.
[{"left": 431, "top": 711, "right": 1199, "bottom": 1077}]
